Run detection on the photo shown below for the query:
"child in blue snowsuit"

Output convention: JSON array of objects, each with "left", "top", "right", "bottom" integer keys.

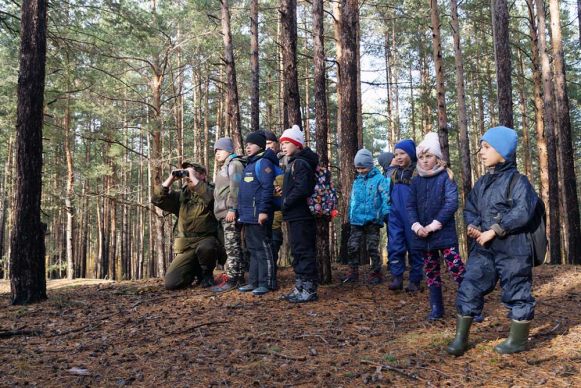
[
  {"left": 447, "top": 126, "right": 538, "bottom": 356},
  {"left": 406, "top": 133, "right": 466, "bottom": 320},
  {"left": 237, "top": 131, "right": 279, "bottom": 296},
  {"left": 387, "top": 139, "right": 424, "bottom": 292},
  {"left": 342, "top": 149, "right": 391, "bottom": 284}
]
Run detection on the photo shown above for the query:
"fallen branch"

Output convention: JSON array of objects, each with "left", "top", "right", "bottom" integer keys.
[
  {"left": 360, "top": 359, "right": 429, "bottom": 383},
  {"left": 0, "top": 329, "right": 43, "bottom": 339},
  {"left": 165, "top": 320, "right": 229, "bottom": 336},
  {"left": 293, "top": 334, "right": 329, "bottom": 344},
  {"left": 253, "top": 350, "right": 307, "bottom": 362}
]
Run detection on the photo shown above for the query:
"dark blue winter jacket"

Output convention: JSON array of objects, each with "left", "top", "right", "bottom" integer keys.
[
  {"left": 237, "top": 149, "right": 279, "bottom": 224},
  {"left": 464, "top": 161, "right": 538, "bottom": 256},
  {"left": 282, "top": 147, "right": 319, "bottom": 222},
  {"left": 407, "top": 170, "right": 459, "bottom": 250},
  {"left": 389, "top": 164, "right": 416, "bottom": 226},
  {"left": 349, "top": 167, "right": 391, "bottom": 226}
]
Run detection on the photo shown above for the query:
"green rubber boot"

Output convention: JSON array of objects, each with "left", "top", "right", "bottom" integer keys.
[
  {"left": 446, "top": 315, "right": 473, "bottom": 356},
  {"left": 494, "top": 320, "right": 530, "bottom": 354}
]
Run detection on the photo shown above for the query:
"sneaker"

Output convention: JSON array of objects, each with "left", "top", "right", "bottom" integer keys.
[
  {"left": 367, "top": 271, "right": 384, "bottom": 285},
  {"left": 213, "top": 273, "right": 229, "bottom": 285},
  {"left": 341, "top": 267, "right": 359, "bottom": 283},
  {"left": 252, "top": 286, "right": 270, "bottom": 296},
  {"left": 238, "top": 284, "right": 256, "bottom": 292},
  {"left": 281, "top": 279, "right": 303, "bottom": 301},
  {"left": 210, "top": 277, "right": 241, "bottom": 293},
  {"left": 388, "top": 276, "right": 403, "bottom": 290},
  {"left": 405, "top": 281, "right": 422, "bottom": 293},
  {"left": 287, "top": 288, "right": 318, "bottom": 303}
]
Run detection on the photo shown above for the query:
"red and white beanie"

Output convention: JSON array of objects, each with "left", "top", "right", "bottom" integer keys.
[{"left": 279, "top": 125, "right": 304, "bottom": 148}]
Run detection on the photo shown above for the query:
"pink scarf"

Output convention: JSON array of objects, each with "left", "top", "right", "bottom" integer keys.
[{"left": 416, "top": 160, "right": 447, "bottom": 177}]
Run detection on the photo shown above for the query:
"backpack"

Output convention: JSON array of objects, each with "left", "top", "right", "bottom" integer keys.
[
  {"left": 307, "top": 165, "right": 338, "bottom": 218},
  {"left": 508, "top": 173, "right": 548, "bottom": 267},
  {"left": 255, "top": 159, "right": 284, "bottom": 210}
]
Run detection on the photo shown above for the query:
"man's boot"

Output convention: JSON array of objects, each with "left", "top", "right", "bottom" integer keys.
[
  {"left": 446, "top": 315, "right": 473, "bottom": 356},
  {"left": 199, "top": 269, "right": 215, "bottom": 288},
  {"left": 388, "top": 275, "right": 403, "bottom": 290},
  {"left": 494, "top": 320, "right": 530, "bottom": 354},
  {"left": 427, "top": 286, "right": 444, "bottom": 320}
]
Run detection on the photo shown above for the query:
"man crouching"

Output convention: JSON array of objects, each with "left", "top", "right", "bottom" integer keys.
[{"left": 152, "top": 162, "right": 221, "bottom": 290}]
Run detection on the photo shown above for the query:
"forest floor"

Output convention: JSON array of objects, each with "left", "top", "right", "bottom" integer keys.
[{"left": 1, "top": 265, "right": 580, "bottom": 387}]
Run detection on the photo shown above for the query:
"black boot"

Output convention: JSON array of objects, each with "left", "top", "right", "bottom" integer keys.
[
  {"left": 388, "top": 275, "right": 403, "bottom": 290},
  {"left": 281, "top": 278, "right": 303, "bottom": 301},
  {"left": 446, "top": 315, "right": 473, "bottom": 356},
  {"left": 494, "top": 320, "right": 530, "bottom": 354},
  {"left": 427, "top": 286, "right": 444, "bottom": 320},
  {"left": 288, "top": 280, "right": 318, "bottom": 303}
]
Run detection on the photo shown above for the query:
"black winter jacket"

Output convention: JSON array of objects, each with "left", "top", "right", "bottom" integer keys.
[
  {"left": 464, "top": 161, "right": 538, "bottom": 256},
  {"left": 282, "top": 147, "right": 319, "bottom": 222}
]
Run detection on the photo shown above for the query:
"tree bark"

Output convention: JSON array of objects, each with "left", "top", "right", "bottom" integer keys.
[
  {"left": 429, "top": 0, "right": 450, "bottom": 162},
  {"left": 312, "top": 0, "right": 331, "bottom": 284},
  {"left": 491, "top": 0, "right": 514, "bottom": 128},
  {"left": 548, "top": 0, "right": 581, "bottom": 264},
  {"left": 63, "top": 93, "right": 75, "bottom": 280},
  {"left": 250, "top": 0, "right": 260, "bottom": 132},
  {"left": 10, "top": 0, "right": 48, "bottom": 304},
  {"left": 450, "top": 0, "right": 472, "bottom": 200},
  {"left": 516, "top": 50, "right": 533, "bottom": 180},
  {"left": 280, "top": 0, "right": 302, "bottom": 128},
  {"left": 338, "top": 0, "right": 359, "bottom": 262},
  {"left": 534, "top": 0, "right": 562, "bottom": 264},
  {"left": 221, "top": 0, "right": 243, "bottom": 153}
]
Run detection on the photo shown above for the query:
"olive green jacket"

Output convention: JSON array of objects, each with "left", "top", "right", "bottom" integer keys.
[{"left": 151, "top": 181, "right": 218, "bottom": 253}]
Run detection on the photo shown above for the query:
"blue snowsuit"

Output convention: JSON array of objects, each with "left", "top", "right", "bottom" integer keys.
[
  {"left": 237, "top": 148, "right": 279, "bottom": 289},
  {"left": 457, "top": 161, "right": 537, "bottom": 321},
  {"left": 388, "top": 165, "right": 424, "bottom": 284},
  {"left": 347, "top": 167, "right": 391, "bottom": 272}
]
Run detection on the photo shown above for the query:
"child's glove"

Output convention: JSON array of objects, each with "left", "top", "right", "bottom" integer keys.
[
  {"left": 424, "top": 220, "right": 443, "bottom": 233},
  {"left": 412, "top": 223, "right": 429, "bottom": 238}
]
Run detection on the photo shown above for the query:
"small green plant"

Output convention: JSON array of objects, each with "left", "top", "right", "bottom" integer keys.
[{"left": 383, "top": 354, "right": 397, "bottom": 363}]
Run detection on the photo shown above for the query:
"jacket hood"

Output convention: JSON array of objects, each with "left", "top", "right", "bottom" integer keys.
[
  {"left": 249, "top": 148, "right": 280, "bottom": 166},
  {"left": 291, "top": 147, "right": 319, "bottom": 169},
  {"left": 357, "top": 166, "right": 381, "bottom": 180}
]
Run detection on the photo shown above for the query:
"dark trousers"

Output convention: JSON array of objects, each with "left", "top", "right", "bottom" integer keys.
[
  {"left": 388, "top": 213, "right": 424, "bottom": 283},
  {"left": 348, "top": 224, "right": 382, "bottom": 272},
  {"left": 164, "top": 237, "right": 218, "bottom": 290},
  {"left": 456, "top": 247, "right": 535, "bottom": 321},
  {"left": 288, "top": 219, "right": 318, "bottom": 282},
  {"left": 272, "top": 227, "right": 283, "bottom": 277},
  {"left": 243, "top": 223, "right": 276, "bottom": 289}
]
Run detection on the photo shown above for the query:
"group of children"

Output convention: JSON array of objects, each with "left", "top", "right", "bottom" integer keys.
[{"left": 209, "top": 124, "right": 539, "bottom": 355}]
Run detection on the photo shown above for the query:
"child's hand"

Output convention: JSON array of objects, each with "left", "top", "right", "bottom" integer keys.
[
  {"left": 417, "top": 227, "right": 429, "bottom": 238},
  {"left": 467, "top": 226, "right": 481, "bottom": 239},
  {"left": 476, "top": 230, "right": 496, "bottom": 246}
]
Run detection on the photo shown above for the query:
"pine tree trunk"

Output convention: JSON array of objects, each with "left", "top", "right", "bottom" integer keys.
[
  {"left": 221, "top": 0, "right": 243, "bottom": 153},
  {"left": 384, "top": 29, "right": 394, "bottom": 147},
  {"left": 0, "top": 137, "right": 14, "bottom": 279},
  {"left": 534, "top": 0, "right": 562, "bottom": 263},
  {"left": 312, "top": 0, "right": 332, "bottom": 284},
  {"left": 516, "top": 50, "right": 533, "bottom": 180},
  {"left": 10, "top": 0, "right": 48, "bottom": 304},
  {"left": 250, "top": 0, "right": 260, "bottom": 132},
  {"left": 280, "top": 0, "right": 302, "bottom": 128},
  {"left": 548, "top": 0, "right": 581, "bottom": 264},
  {"left": 338, "top": 0, "right": 359, "bottom": 262},
  {"left": 525, "top": 0, "right": 549, "bottom": 205},
  {"left": 491, "top": 0, "right": 514, "bottom": 128},
  {"left": 430, "top": 0, "right": 450, "bottom": 162},
  {"left": 450, "top": 0, "right": 472, "bottom": 200}
]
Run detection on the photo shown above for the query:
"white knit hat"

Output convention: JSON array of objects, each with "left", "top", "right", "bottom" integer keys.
[
  {"left": 416, "top": 132, "right": 443, "bottom": 159},
  {"left": 279, "top": 124, "right": 304, "bottom": 148}
]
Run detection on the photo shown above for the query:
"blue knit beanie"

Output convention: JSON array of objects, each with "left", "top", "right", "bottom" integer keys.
[
  {"left": 354, "top": 149, "right": 374, "bottom": 169},
  {"left": 395, "top": 139, "right": 417, "bottom": 162},
  {"left": 481, "top": 126, "right": 518, "bottom": 161}
]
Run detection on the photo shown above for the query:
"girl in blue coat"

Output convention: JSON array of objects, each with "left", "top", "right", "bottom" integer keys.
[
  {"left": 407, "top": 133, "right": 466, "bottom": 320},
  {"left": 342, "top": 149, "right": 391, "bottom": 284},
  {"left": 387, "top": 139, "right": 424, "bottom": 292}
]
